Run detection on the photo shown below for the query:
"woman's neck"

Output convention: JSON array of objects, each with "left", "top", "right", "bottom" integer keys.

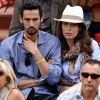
[{"left": 66, "top": 39, "right": 74, "bottom": 49}]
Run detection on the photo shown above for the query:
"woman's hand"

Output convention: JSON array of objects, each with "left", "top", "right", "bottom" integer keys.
[
  {"left": 60, "top": 86, "right": 70, "bottom": 93},
  {"left": 47, "top": 59, "right": 55, "bottom": 64},
  {"left": 60, "top": 77, "right": 76, "bottom": 86}
]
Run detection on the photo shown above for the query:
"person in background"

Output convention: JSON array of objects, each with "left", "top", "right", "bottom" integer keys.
[
  {"left": 0, "top": 0, "right": 15, "bottom": 8},
  {"left": 8, "top": 0, "right": 72, "bottom": 35},
  {"left": 57, "top": 59, "right": 100, "bottom": 100},
  {"left": 0, "top": 59, "right": 24, "bottom": 100},
  {"left": 71, "top": 0, "right": 93, "bottom": 29},
  {"left": 72, "top": 0, "right": 100, "bottom": 44},
  {"left": 0, "top": 0, "right": 62, "bottom": 99},
  {"left": 54, "top": 5, "right": 100, "bottom": 93},
  {"left": 88, "top": 0, "right": 100, "bottom": 41}
]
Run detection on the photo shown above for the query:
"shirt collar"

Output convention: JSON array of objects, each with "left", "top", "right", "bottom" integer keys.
[
  {"left": 16, "top": 31, "right": 24, "bottom": 44},
  {"left": 76, "top": 83, "right": 83, "bottom": 99},
  {"left": 38, "top": 30, "right": 45, "bottom": 45},
  {"left": 17, "top": 30, "right": 45, "bottom": 45},
  {"left": 98, "top": 85, "right": 100, "bottom": 98}
]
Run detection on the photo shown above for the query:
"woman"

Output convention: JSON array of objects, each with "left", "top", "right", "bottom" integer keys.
[
  {"left": 54, "top": 5, "right": 100, "bottom": 92},
  {"left": 0, "top": 59, "right": 25, "bottom": 100}
]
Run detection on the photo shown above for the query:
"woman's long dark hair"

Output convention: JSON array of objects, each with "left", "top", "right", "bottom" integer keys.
[{"left": 56, "top": 22, "right": 93, "bottom": 61}]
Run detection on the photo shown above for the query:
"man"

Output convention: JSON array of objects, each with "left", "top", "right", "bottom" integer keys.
[
  {"left": 9, "top": 0, "right": 72, "bottom": 35},
  {"left": 0, "top": 0, "right": 62, "bottom": 100},
  {"left": 57, "top": 59, "right": 100, "bottom": 100}
]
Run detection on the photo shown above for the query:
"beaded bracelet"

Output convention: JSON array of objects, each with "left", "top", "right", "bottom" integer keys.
[{"left": 36, "top": 58, "right": 45, "bottom": 64}]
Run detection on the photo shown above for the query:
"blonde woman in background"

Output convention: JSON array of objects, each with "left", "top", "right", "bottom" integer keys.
[{"left": 0, "top": 59, "right": 24, "bottom": 100}]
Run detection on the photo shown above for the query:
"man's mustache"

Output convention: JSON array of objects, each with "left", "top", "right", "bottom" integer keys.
[{"left": 28, "top": 27, "right": 35, "bottom": 30}]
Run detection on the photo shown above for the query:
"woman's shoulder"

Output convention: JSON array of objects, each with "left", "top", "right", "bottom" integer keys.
[
  {"left": 91, "top": 39, "right": 99, "bottom": 48},
  {"left": 90, "top": 39, "right": 100, "bottom": 60},
  {"left": 7, "top": 88, "right": 25, "bottom": 100}
]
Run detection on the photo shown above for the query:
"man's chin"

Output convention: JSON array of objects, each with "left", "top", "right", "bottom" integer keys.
[
  {"left": 85, "top": 86, "right": 94, "bottom": 91},
  {"left": 28, "top": 32, "right": 35, "bottom": 35},
  {"left": 27, "top": 29, "right": 36, "bottom": 35},
  {"left": 27, "top": 31, "right": 36, "bottom": 35}
]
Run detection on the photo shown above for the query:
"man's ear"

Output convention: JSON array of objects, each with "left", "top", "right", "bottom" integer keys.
[
  {"left": 19, "top": 15, "right": 23, "bottom": 23},
  {"left": 40, "top": 16, "right": 43, "bottom": 23},
  {"left": 99, "top": 77, "right": 100, "bottom": 83}
]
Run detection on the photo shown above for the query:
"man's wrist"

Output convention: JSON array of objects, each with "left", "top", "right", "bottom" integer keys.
[
  {"left": 35, "top": 79, "right": 39, "bottom": 85},
  {"left": 36, "top": 58, "right": 45, "bottom": 64}
]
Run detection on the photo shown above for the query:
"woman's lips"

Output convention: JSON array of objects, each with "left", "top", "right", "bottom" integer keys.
[{"left": 65, "top": 33, "right": 72, "bottom": 36}]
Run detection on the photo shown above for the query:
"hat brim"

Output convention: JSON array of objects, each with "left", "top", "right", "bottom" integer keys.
[{"left": 54, "top": 18, "right": 84, "bottom": 23}]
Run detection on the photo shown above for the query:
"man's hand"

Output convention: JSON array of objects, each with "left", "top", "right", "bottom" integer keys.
[{"left": 23, "top": 35, "right": 38, "bottom": 55}]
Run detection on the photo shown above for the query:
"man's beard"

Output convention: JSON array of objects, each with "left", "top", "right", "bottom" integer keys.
[
  {"left": 27, "top": 27, "right": 37, "bottom": 35},
  {"left": 85, "top": 84, "right": 94, "bottom": 91}
]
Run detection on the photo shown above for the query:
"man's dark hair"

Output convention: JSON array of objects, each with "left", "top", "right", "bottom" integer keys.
[
  {"left": 20, "top": 0, "right": 43, "bottom": 18},
  {"left": 83, "top": 59, "right": 100, "bottom": 66}
]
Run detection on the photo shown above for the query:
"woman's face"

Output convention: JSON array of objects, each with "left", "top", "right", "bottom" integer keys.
[
  {"left": 0, "top": 70, "right": 7, "bottom": 91},
  {"left": 62, "top": 22, "right": 80, "bottom": 40}
]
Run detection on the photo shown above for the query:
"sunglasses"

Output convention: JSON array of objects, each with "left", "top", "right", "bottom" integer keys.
[
  {"left": 25, "top": 53, "right": 32, "bottom": 66},
  {"left": 0, "top": 70, "right": 4, "bottom": 76},
  {"left": 81, "top": 72, "right": 100, "bottom": 79}
]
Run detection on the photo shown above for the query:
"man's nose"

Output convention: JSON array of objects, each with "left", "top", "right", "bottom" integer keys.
[
  {"left": 29, "top": 20, "right": 34, "bottom": 26},
  {"left": 87, "top": 76, "right": 92, "bottom": 81}
]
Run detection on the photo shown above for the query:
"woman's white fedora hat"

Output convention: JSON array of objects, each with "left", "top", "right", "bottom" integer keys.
[{"left": 54, "top": 5, "right": 84, "bottom": 23}]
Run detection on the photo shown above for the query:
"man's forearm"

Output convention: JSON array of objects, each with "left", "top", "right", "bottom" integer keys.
[
  {"left": 32, "top": 50, "right": 49, "bottom": 77},
  {"left": 17, "top": 79, "right": 37, "bottom": 90}
]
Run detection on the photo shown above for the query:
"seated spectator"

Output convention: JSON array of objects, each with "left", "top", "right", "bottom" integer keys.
[
  {"left": 54, "top": 5, "right": 100, "bottom": 93},
  {"left": 72, "top": 0, "right": 100, "bottom": 45},
  {"left": 88, "top": 0, "right": 100, "bottom": 42},
  {"left": 72, "top": 0, "right": 93, "bottom": 29},
  {"left": 0, "top": 0, "right": 62, "bottom": 99},
  {"left": 0, "top": 0, "right": 15, "bottom": 8},
  {"left": 57, "top": 59, "right": 100, "bottom": 100},
  {"left": 0, "top": 59, "right": 24, "bottom": 100}
]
